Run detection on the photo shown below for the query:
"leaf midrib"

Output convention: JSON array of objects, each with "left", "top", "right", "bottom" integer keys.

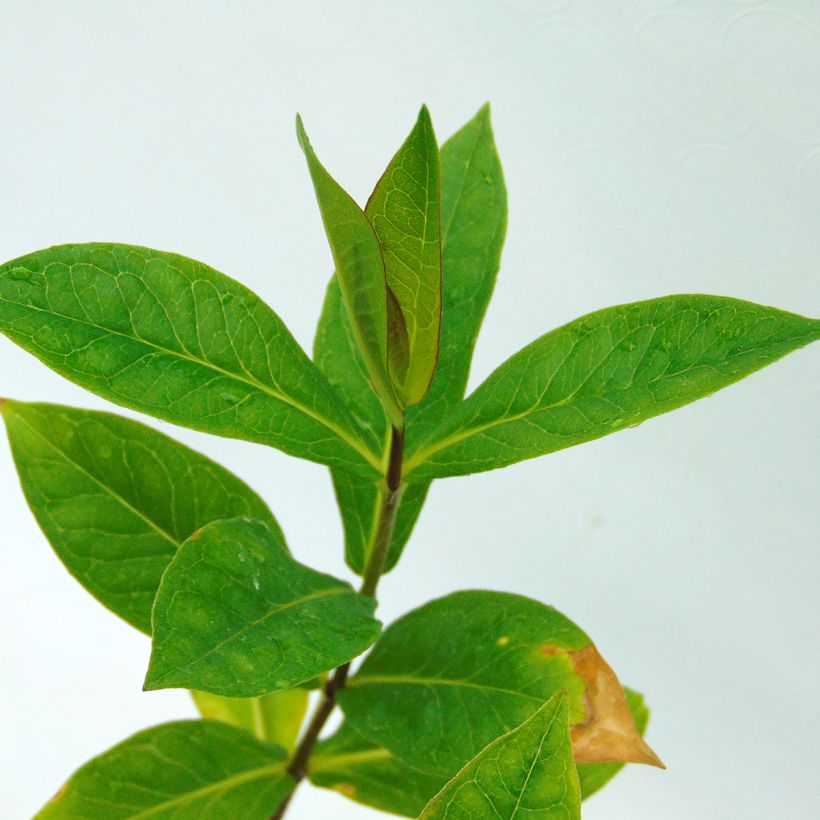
[
  {"left": 10, "top": 408, "right": 180, "bottom": 550},
  {"left": 151, "top": 585, "right": 355, "bottom": 684},
  {"left": 347, "top": 673, "right": 543, "bottom": 704},
  {"left": 403, "top": 317, "right": 819, "bottom": 474},
  {"left": 128, "top": 760, "right": 288, "bottom": 818},
  {"left": 2, "top": 296, "right": 381, "bottom": 471}
]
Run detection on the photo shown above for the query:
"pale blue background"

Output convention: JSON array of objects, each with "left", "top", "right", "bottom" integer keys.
[{"left": 1, "top": 1, "right": 818, "bottom": 818}]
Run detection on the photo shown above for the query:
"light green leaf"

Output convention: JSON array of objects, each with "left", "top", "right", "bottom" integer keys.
[
  {"left": 0, "top": 243, "right": 380, "bottom": 476},
  {"left": 578, "top": 688, "right": 650, "bottom": 800},
  {"left": 406, "top": 296, "right": 820, "bottom": 479},
  {"left": 338, "top": 590, "right": 660, "bottom": 778},
  {"left": 309, "top": 723, "right": 448, "bottom": 818},
  {"left": 315, "top": 105, "right": 507, "bottom": 574},
  {"left": 0, "top": 399, "right": 278, "bottom": 634},
  {"left": 366, "top": 105, "right": 441, "bottom": 405},
  {"left": 419, "top": 693, "right": 580, "bottom": 820},
  {"left": 145, "top": 517, "right": 381, "bottom": 697},
  {"left": 36, "top": 720, "right": 292, "bottom": 819},
  {"left": 296, "top": 116, "right": 402, "bottom": 427},
  {"left": 192, "top": 688, "right": 309, "bottom": 753}
]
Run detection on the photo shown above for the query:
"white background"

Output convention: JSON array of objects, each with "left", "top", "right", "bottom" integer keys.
[{"left": 1, "top": 1, "right": 818, "bottom": 818}]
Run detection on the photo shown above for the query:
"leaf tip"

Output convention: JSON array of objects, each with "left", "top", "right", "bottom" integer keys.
[
  {"left": 570, "top": 645, "right": 664, "bottom": 768},
  {"left": 295, "top": 113, "right": 310, "bottom": 153}
]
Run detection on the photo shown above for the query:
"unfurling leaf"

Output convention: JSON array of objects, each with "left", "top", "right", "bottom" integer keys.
[
  {"left": 192, "top": 688, "right": 309, "bottom": 752},
  {"left": 419, "top": 693, "right": 581, "bottom": 820},
  {"left": 35, "top": 721, "right": 293, "bottom": 819},
  {"left": 366, "top": 104, "right": 441, "bottom": 405},
  {"left": 406, "top": 296, "right": 820, "bottom": 479},
  {"left": 315, "top": 105, "right": 507, "bottom": 574},
  {"left": 310, "top": 723, "right": 448, "bottom": 817},
  {"left": 338, "top": 590, "right": 660, "bottom": 778},
  {"left": 145, "top": 517, "right": 381, "bottom": 697},
  {"left": 0, "top": 400, "right": 278, "bottom": 634},
  {"left": 0, "top": 243, "right": 381, "bottom": 475},
  {"left": 296, "top": 116, "right": 403, "bottom": 428}
]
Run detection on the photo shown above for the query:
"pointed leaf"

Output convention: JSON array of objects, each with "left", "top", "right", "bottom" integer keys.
[
  {"left": 192, "top": 688, "right": 309, "bottom": 752},
  {"left": 315, "top": 105, "right": 506, "bottom": 573},
  {"left": 406, "top": 296, "right": 820, "bottom": 478},
  {"left": 310, "top": 723, "right": 448, "bottom": 817},
  {"left": 0, "top": 243, "right": 381, "bottom": 475},
  {"left": 419, "top": 693, "right": 581, "bottom": 820},
  {"left": 310, "top": 687, "right": 650, "bottom": 817},
  {"left": 365, "top": 105, "right": 441, "bottom": 404},
  {"left": 407, "top": 103, "right": 508, "bottom": 441},
  {"left": 296, "top": 116, "right": 402, "bottom": 427},
  {"left": 36, "top": 721, "right": 293, "bottom": 819},
  {"left": 578, "top": 688, "right": 651, "bottom": 800},
  {"left": 338, "top": 590, "right": 661, "bottom": 778},
  {"left": 145, "top": 517, "right": 381, "bottom": 696},
  {"left": 0, "top": 399, "right": 279, "bottom": 634}
]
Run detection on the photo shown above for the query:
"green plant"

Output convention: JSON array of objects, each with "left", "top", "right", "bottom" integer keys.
[{"left": 1, "top": 104, "right": 817, "bottom": 820}]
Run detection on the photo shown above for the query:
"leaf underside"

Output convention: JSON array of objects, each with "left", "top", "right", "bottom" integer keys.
[{"left": 191, "top": 688, "right": 309, "bottom": 753}]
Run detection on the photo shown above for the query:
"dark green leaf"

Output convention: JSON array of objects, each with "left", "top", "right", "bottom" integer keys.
[
  {"left": 315, "top": 105, "right": 507, "bottom": 574},
  {"left": 296, "top": 116, "right": 403, "bottom": 427},
  {"left": 0, "top": 399, "right": 278, "bottom": 634},
  {"left": 366, "top": 105, "right": 441, "bottom": 405},
  {"left": 338, "top": 590, "right": 660, "bottom": 778},
  {"left": 578, "top": 688, "right": 650, "bottom": 800},
  {"left": 192, "top": 688, "right": 309, "bottom": 753},
  {"left": 419, "top": 693, "right": 580, "bottom": 820},
  {"left": 145, "top": 517, "right": 381, "bottom": 696},
  {"left": 310, "top": 723, "right": 447, "bottom": 818},
  {"left": 36, "top": 721, "right": 293, "bottom": 819},
  {"left": 406, "top": 296, "right": 820, "bottom": 479},
  {"left": 0, "top": 243, "right": 381, "bottom": 476}
]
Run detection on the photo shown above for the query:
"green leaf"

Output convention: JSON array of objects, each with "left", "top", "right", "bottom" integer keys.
[
  {"left": 338, "top": 590, "right": 661, "bottom": 778},
  {"left": 309, "top": 723, "right": 448, "bottom": 818},
  {"left": 406, "top": 296, "right": 820, "bottom": 479},
  {"left": 145, "top": 517, "right": 381, "bottom": 696},
  {"left": 419, "top": 693, "right": 581, "bottom": 820},
  {"left": 309, "top": 688, "right": 650, "bottom": 816},
  {"left": 407, "top": 103, "right": 508, "bottom": 442},
  {"left": 192, "top": 688, "right": 309, "bottom": 753},
  {"left": 296, "top": 116, "right": 403, "bottom": 427},
  {"left": 0, "top": 399, "right": 279, "bottom": 634},
  {"left": 365, "top": 105, "right": 441, "bottom": 405},
  {"left": 35, "top": 720, "right": 293, "bottom": 819},
  {"left": 578, "top": 688, "right": 650, "bottom": 800},
  {"left": 315, "top": 105, "right": 507, "bottom": 574},
  {"left": 0, "top": 243, "right": 380, "bottom": 476}
]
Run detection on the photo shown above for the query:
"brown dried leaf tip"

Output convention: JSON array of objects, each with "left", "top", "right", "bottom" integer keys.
[{"left": 570, "top": 645, "right": 665, "bottom": 768}]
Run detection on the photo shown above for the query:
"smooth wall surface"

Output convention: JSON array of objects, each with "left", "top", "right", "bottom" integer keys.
[{"left": 1, "top": 2, "right": 818, "bottom": 817}]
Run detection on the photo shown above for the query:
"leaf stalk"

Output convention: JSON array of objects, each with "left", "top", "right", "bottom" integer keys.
[{"left": 270, "top": 424, "right": 405, "bottom": 819}]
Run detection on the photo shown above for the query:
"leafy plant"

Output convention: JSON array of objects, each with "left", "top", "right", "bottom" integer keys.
[{"left": 1, "top": 104, "right": 817, "bottom": 820}]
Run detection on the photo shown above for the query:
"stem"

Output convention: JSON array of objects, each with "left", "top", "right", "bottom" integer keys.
[{"left": 270, "top": 424, "right": 404, "bottom": 819}]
